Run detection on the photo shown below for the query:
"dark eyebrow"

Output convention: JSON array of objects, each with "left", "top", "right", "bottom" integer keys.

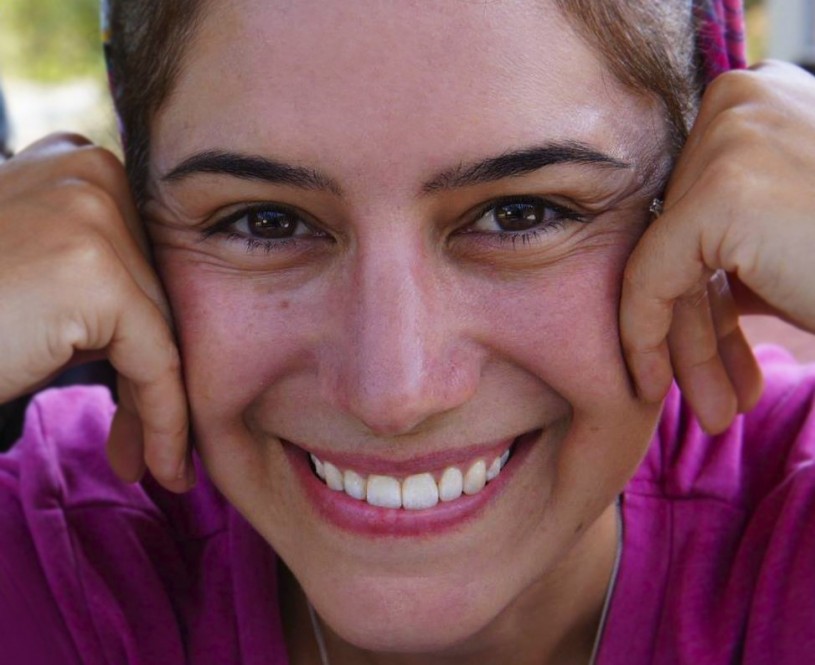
[
  {"left": 162, "top": 150, "right": 343, "bottom": 196},
  {"left": 161, "top": 142, "right": 629, "bottom": 198},
  {"left": 422, "top": 141, "right": 630, "bottom": 193}
]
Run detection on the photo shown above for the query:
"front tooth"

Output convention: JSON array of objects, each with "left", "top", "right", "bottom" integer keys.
[
  {"left": 463, "top": 460, "right": 487, "bottom": 495},
  {"left": 402, "top": 473, "right": 439, "bottom": 510},
  {"left": 344, "top": 469, "right": 366, "bottom": 500},
  {"left": 366, "top": 475, "right": 402, "bottom": 508},
  {"left": 486, "top": 456, "right": 502, "bottom": 481},
  {"left": 310, "top": 454, "right": 326, "bottom": 480},
  {"left": 439, "top": 467, "right": 463, "bottom": 502},
  {"left": 500, "top": 449, "right": 510, "bottom": 468},
  {"left": 323, "top": 462, "right": 344, "bottom": 491}
]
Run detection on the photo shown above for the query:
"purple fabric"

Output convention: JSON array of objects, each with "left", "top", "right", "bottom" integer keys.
[
  {"left": 599, "top": 346, "right": 815, "bottom": 664},
  {"left": 0, "top": 387, "right": 288, "bottom": 665},
  {"left": 2, "top": 346, "right": 815, "bottom": 663}
]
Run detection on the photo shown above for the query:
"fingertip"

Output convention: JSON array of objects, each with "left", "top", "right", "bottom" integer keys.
[
  {"left": 737, "top": 370, "right": 765, "bottom": 414},
  {"left": 106, "top": 407, "right": 147, "bottom": 484},
  {"left": 717, "top": 327, "right": 765, "bottom": 414},
  {"left": 682, "top": 369, "right": 737, "bottom": 436},
  {"left": 175, "top": 452, "right": 198, "bottom": 491},
  {"left": 142, "top": 426, "right": 196, "bottom": 493},
  {"left": 699, "top": 409, "right": 737, "bottom": 436},
  {"left": 627, "top": 347, "right": 674, "bottom": 404}
]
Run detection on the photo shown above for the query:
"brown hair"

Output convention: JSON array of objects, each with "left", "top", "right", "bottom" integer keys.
[
  {"left": 106, "top": 0, "right": 208, "bottom": 204},
  {"left": 106, "top": 0, "right": 701, "bottom": 206},
  {"left": 556, "top": 0, "right": 701, "bottom": 149}
]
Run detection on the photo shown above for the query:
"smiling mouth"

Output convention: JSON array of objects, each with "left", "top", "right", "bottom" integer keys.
[{"left": 308, "top": 441, "right": 517, "bottom": 511}]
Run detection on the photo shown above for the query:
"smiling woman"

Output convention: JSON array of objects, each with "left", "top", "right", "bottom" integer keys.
[{"left": 1, "top": 1, "right": 815, "bottom": 665}]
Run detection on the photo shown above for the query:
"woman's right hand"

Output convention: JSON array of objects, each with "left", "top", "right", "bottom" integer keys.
[{"left": 0, "top": 134, "right": 193, "bottom": 492}]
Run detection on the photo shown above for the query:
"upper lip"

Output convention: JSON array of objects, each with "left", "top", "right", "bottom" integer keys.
[{"left": 284, "top": 433, "right": 528, "bottom": 476}]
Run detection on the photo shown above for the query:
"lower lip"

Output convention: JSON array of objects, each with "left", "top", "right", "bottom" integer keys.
[{"left": 283, "top": 431, "right": 538, "bottom": 538}]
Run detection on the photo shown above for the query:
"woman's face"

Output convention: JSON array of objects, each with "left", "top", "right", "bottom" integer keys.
[{"left": 147, "top": 0, "right": 668, "bottom": 654}]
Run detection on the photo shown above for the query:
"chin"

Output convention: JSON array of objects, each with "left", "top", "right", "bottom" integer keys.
[{"left": 310, "top": 573, "right": 514, "bottom": 655}]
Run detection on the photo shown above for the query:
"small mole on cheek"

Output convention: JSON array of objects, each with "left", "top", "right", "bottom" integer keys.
[
  {"left": 279, "top": 300, "right": 291, "bottom": 311},
  {"left": 575, "top": 522, "right": 584, "bottom": 534}
]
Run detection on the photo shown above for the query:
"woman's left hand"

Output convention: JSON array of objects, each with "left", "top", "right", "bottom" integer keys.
[{"left": 620, "top": 61, "right": 815, "bottom": 433}]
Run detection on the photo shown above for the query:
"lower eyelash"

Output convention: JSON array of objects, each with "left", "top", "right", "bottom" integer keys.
[
  {"left": 471, "top": 219, "right": 569, "bottom": 250},
  {"left": 224, "top": 231, "right": 300, "bottom": 254}
]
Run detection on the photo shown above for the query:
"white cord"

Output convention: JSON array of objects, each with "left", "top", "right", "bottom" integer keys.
[
  {"left": 308, "top": 600, "right": 332, "bottom": 665},
  {"left": 588, "top": 498, "right": 624, "bottom": 665}
]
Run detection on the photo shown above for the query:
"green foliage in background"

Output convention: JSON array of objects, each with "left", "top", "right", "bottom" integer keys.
[{"left": 0, "top": 0, "right": 103, "bottom": 81}]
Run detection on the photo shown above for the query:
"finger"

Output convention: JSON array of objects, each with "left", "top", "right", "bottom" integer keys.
[
  {"left": 708, "top": 273, "right": 764, "bottom": 412},
  {"left": 13, "top": 132, "right": 93, "bottom": 158},
  {"left": 106, "top": 378, "right": 146, "bottom": 483},
  {"left": 14, "top": 138, "right": 156, "bottom": 274},
  {"left": 74, "top": 184, "right": 175, "bottom": 327},
  {"left": 667, "top": 281, "right": 738, "bottom": 434},
  {"left": 67, "top": 144, "right": 154, "bottom": 259},
  {"left": 105, "top": 281, "right": 193, "bottom": 492},
  {"left": 620, "top": 206, "right": 709, "bottom": 402}
]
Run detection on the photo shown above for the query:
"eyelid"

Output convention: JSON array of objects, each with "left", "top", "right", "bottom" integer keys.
[
  {"left": 465, "top": 194, "right": 587, "bottom": 228},
  {"left": 202, "top": 201, "right": 322, "bottom": 239}
]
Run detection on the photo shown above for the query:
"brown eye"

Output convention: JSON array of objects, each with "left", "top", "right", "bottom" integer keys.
[
  {"left": 492, "top": 201, "right": 547, "bottom": 232},
  {"left": 469, "top": 197, "right": 581, "bottom": 236},
  {"left": 247, "top": 209, "right": 302, "bottom": 239}
]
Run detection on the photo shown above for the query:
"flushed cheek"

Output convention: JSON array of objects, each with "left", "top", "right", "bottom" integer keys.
[
  {"left": 156, "top": 258, "right": 323, "bottom": 441},
  {"left": 472, "top": 240, "right": 659, "bottom": 505},
  {"left": 476, "top": 248, "right": 631, "bottom": 401}
]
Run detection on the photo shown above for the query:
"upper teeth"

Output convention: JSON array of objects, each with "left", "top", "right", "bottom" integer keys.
[{"left": 309, "top": 448, "right": 512, "bottom": 510}]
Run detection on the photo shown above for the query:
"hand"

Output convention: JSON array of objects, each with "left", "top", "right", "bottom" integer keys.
[
  {"left": 620, "top": 61, "right": 815, "bottom": 433},
  {"left": 0, "top": 134, "right": 194, "bottom": 492}
]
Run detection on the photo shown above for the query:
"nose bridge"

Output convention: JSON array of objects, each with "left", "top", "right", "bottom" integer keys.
[{"left": 334, "top": 232, "right": 471, "bottom": 435}]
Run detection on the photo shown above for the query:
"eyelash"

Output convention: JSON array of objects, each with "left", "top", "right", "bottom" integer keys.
[
  {"left": 463, "top": 195, "right": 587, "bottom": 248},
  {"left": 203, "top": 196, "right": 587, "bottom": 254},
  {"left": 203, "top": 203, "right": 325, "bottom": 254}
]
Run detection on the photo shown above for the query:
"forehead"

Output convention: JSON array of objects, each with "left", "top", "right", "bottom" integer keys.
[{"left": 153, "top": 0, "right": 661, "bottom": 186}]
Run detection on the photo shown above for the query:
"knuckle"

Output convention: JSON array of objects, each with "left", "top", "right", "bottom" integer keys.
[
  {"left": 702, "top": 156, "right": 751, "bottom": 200},
  {"left": 621, "top": 261, "right": 644, "bottom": 291},
  {"left": 160, "top": 341, "right": 183, "bottom": 376},
  {"left": 58, "top": 180, "right": 122, "bottom": 228},
  {"left": 705, "top": 69, "right": 768, "bottom": 107},
  {"left": 71, "top": 146, "right": 128, "bottom": 191},
  {"left": 621, "top": 230, "right": 665, "bottom": 292},
  {"left": 60, "top": 234, "right": 120, "bottom": 282},
  {"left": 65, "top": 236, "right": 115, "bottom": 282},
  {"left": 77, "top": 145, "right": 126, "bottom": 177},
  {"left": 47, "top": 131, "right": 94, "bottom": 147},
  {"left": 706, "top": 106, "right": 765, "bottom": 148}
]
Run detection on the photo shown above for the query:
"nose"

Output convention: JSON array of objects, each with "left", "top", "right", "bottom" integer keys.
[{"left": 324, "top": 234, "right": 479, "bottom": 436}]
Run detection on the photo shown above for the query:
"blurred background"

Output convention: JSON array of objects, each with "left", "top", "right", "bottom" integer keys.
[{"left": 0, "top": 0, "right": 117, "bottom": 151}]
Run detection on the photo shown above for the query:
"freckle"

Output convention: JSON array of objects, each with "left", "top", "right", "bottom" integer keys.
[{"left": 279, "top": 300, "right": 290, "bottom": 310}]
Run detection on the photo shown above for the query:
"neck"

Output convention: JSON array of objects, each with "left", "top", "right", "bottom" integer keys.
[{"left": 282, "top": 504, "right": 620, "bottom": 665}]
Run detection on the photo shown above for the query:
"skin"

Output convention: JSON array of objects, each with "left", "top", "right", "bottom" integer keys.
[
  {"left": 0, "top": 2, "right": 814, "bottom": 665},
  {"left": 145, "top": 2, "right": 666, "bottom": 663}
]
